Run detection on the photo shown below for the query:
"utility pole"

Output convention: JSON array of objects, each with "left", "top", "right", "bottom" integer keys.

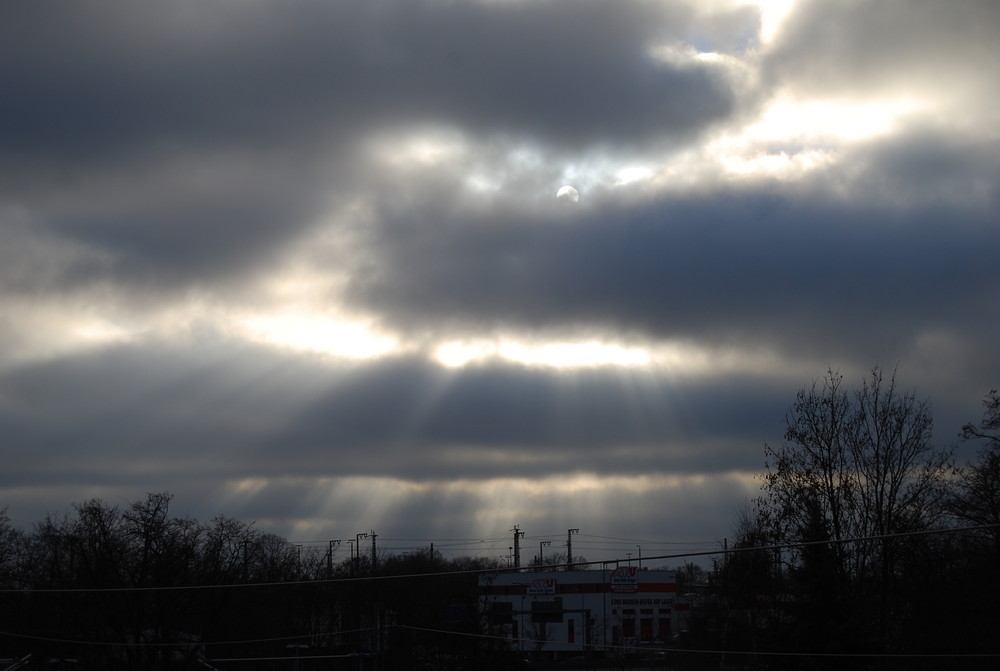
[
  {"left": 512, "top": 526, "right": 525, "bottom": 568},
  {"left": 355, "top": 532, "right": 369, "bottom": 577},
  {"left": 370, "top": 531, "right": 377, "bottom": 574},
  {"left": 567, "top": 529, "right": 579, "bottom": 570},
  {"left": 636, "top": 545, "right": 642, "bottom": 569},
  {"left": 539, "top": 540, "right": 551, "bottom": 567},
  {"left": 327, "top": 539, "right": 341, "bottom": 577}
]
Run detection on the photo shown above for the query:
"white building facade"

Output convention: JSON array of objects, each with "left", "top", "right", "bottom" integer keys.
[{"left": 480, "top": 568, "right": 677, "bottom": 655}]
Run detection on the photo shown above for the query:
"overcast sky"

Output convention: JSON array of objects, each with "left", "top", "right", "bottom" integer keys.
[{"left": 2, "top": 0, "right": 997, "bottom": 565}]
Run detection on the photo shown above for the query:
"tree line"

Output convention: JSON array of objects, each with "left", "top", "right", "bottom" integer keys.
[{"left": 0, "top": 493, "right": 509, "bottom": 669}]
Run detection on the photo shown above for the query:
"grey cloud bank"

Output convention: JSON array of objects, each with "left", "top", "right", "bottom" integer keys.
[
  {"left": 2, "top": 342, "right": 779, "bottom": 484},
  {"left": 1, "top": 0, "right": 997, "bottom": 558}
]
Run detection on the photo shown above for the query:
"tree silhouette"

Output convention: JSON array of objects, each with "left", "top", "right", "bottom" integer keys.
[{"left": 760, "top": 365, "right": 954, "bottom": 652}]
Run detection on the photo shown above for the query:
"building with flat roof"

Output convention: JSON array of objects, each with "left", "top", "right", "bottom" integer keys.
[{"left": 480, "top": 568, "right": 676, "bottom": 658}]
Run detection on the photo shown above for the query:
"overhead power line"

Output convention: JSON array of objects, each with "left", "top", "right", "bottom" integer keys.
[{"left": 1, "top": 524, "right": 995, "bottom": 595}]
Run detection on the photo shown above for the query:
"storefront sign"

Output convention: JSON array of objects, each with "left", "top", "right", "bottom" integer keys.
[
  {"left": 610, "top": 566, "right": 638, "bottom": 592},
  {"left": 527, "top": 578, "right": 556, "bottom": 594}
]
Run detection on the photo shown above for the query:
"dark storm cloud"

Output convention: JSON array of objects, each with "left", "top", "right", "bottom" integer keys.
[
  {"left": 0, "top": 338, "right": 783, "bottom": 489},
  {"left": 0, "top": 0, "right": 744, "bottom": 298},
  {"left": 846, "top": 128, "right": 1000, "bottom": 207},
  {"left": 58, "top": 180, "right": 326, "bottom": 293},
  {"left": 346, "top": 166, "right": 999, "bottom": 365},
  {"left": 0, "top": 0, "right": 735, "bottom": 163},
  {"left": 284, "top": 360, "right": 784, "bottom": 477}
]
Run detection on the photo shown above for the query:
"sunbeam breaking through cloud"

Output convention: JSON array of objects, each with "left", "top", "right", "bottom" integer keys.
[{"left": 1, "top": 0, "right": 997, "bottom": 555}]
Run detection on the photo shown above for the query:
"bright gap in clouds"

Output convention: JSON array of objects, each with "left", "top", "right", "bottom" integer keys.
[
  {"left": 431, "top": 337, "right": 800, "bottom": 379},
  {"left": 435, "top": 340, "right": 651, "bottom": 369},
  {"left": 237, "top": 312, "right": 398, "bottom": 360},
  {"left": 3, "top": 300, "right": 133, "bottom": 365},
  {"left": 747, "top": 95, "right": 931, "bottom": 143},
  {"left": 749, "top": 0, "right": 796, "bottom": 45},
  {"left": 703, "top": 94, "right": 932, "bottom": 179}
]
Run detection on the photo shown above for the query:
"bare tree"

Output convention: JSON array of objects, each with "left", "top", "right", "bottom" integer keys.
[
  {"left": 201, "top": 514, "right": 257, "bottom": 582},
  {"left": 952, "top": 390, "right": 1000, "bottom": 551},
  {"left": 762, "top": 369, "right": 855, "bottom": 581},
  {"left": 0, "top": 507, "right": 23, "bottom": 586},
  {"left": 961, "top": 389, "right": 1000, "bottom": 445},
  {"left": 0, "top": 508, "right": 26, "bottom": 644},
  {"left": 760, "top": 366, "right": 954, "bottom": 649}
]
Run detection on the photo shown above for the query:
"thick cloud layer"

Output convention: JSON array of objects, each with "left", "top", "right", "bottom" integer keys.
[
  {"left": 1, "top": 0, "right": 997, "bottom": 560},
  {"left": 347, "top": 174, "right": 998, "bottom": 356}
]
